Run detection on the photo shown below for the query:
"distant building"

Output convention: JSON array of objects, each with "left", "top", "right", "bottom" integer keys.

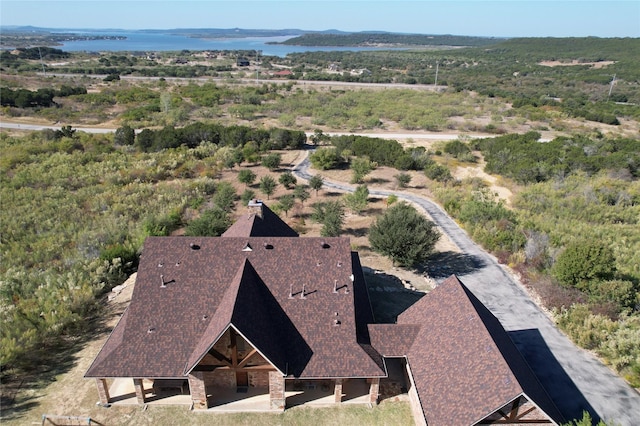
[
  {"left": 271, "top": 69, "right": 293, "bottom": 78},
  {"left": 236, "top": 57, "right": 250, "bottom": 67},
  {"left": 86, "top": 200, "right": 562, "bottom": 425}
]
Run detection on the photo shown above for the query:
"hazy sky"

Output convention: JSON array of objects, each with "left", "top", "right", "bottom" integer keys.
[{"left": 1, "top": 1, "right": 639, "bottom": 38}]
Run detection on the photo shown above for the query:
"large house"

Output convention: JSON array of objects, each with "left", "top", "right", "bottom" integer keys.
[{"left": 86, "top": 200, "right": 563, "bottom": 425}]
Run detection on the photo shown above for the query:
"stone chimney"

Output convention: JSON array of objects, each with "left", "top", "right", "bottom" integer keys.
[{"left": 248, "top": 199, "right": 263, "bottom": 219}]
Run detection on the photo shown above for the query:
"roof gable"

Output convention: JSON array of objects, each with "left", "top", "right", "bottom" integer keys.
[
  {"left": 87, "top": 232, "right": 384, "bottom": 379},
  {"left": 222, "top": 202, "right": 298, "bottom": 238},
  {"left": 398, "top": 275, "right": 561, "bottom": 425}
]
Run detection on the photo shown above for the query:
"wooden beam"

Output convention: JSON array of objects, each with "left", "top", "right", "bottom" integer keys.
[
  {"left": 238, "top": 349, "right": 258, "bottom": 368},
  {"left": 508, "top": 396, "right": 522, "bottom": 421},
  {"left": 208, "top": 348, "right": 232, "bottom": 366},
  {"left": 230, "top": 328, "right": 238, "bottom": 366}
]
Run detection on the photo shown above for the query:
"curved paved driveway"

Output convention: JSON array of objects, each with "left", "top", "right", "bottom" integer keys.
[{"left": 294, "top": 155, "right": 640, "bottom": 425}]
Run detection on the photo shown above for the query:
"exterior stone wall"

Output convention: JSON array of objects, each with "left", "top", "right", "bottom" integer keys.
[
  {"left": 133, "top": 378, "right": 146, "bottom": 404},
  {"left": 368, "top": 377, "right": 380, "bottom": 405},
  {"left": 210, "top": 369, "right": 235, "bottom": 387},
  {"left": 334, "top": 378, "right": 343, "bottom": 403},
  {"left": 188, "top": 372, "right": 208, "bottom": 409},
  {"left": 269, "top": 371, "right": 285, "bottom": 411},
  {"left": 249, "top": 371, "right": 270, "bottom": 388},
  {"left": 95, "top": 378, "right": 110, "bottom": 404}
]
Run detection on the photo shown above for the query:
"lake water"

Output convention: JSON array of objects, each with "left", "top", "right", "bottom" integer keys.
[{"left": 56, "top": 30, "right": 390, "bottom": 57}]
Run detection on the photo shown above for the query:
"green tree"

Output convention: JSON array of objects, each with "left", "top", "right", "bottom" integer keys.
[
  {"left": 237, "top": 169, "right": 256, "bottom": 188},
  {"left": 262, "top": 153, "right": 282, "bottom": 171},
  {"left": 386, "top": 194, "right": 398, "bottom": 208},
  {"left": 185, "top": 208, "right": 231, "bottom": 236},
  {"left": 278, "top": 194, "right": 295, "bottom": 217},
  {"left": 259, "top": 175, "right": 277, "bottom": 199},
  {"left": 552, "top": 241, "right": 616, "bottom": 288},
  {"left": 350, "top": 156, "right": 375, "bottom": 184},
  {"left": 343, "top": 185, "right": 369, "bottom": 213},
  {"left": 309, "top": 174, "right": 324, "bottom": 196},
  {"left": 395, "top": 172, "right": 412, "bottom": 188},
  {"left": 114, "top": 125, "right": 135, "bottom": 146},
  {"left": 279, "top": 170, "right": 297, "bottom": 189},
  {"left": 312, "top": 201, "right": 345, "bottom": 237},
  {"left": 294, "top": 185, "right": 310, "bottom": 206},
  {"left": 310, "top": 147, "right": 340, "bottom": 170},
  {"left": 369, "top": 202, "right": 440, "bottom": 267},
  {"left": 241, "top": 188, "right": 256, "bottom": 205},
  {"left": 213, "top": 181, "right": 237, "bottom": 213}
]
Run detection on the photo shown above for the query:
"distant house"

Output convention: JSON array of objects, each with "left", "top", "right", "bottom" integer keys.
[
  {"left": 271, "top": 69, "right": 293, "bottom": 78},
  {"left": 236, "top": 57, "right": 250, "bottom": 67},
  {"left": 86, "top": 200, "right": 562, "bottom": 425}
]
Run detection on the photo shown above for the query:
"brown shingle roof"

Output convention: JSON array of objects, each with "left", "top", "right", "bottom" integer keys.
[
  {"left": 86, "top": 236, "right": 384, "bottom": 379},
  {"left": 397, "top": 275, "right": 562, "bottom": 426},
  {"left": 222, "top": 202, "right": 298, "bottom": 238}
]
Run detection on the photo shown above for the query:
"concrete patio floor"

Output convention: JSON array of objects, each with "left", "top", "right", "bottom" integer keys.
[{"left": 107, "top": 378, "right": 373, "bottom": 411}]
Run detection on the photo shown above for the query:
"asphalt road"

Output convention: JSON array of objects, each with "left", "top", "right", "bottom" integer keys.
[{"left": 294, "top": 154, "right": 640, "bottom": 425}]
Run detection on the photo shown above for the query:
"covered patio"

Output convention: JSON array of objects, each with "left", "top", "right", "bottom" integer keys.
[{"left": 99, "top": 377, "right": 377, "bottom": 411}]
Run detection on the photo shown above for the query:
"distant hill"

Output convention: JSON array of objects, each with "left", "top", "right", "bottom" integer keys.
[{"left": 276, "top": 33, "right": 503, "bottom": 47}]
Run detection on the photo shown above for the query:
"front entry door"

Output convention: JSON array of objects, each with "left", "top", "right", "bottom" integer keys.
[{"left": 236, "top": 371, "right": 248, "bottom": 387}]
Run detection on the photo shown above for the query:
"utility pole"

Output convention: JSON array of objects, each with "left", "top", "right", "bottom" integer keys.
[
  {"left": 38, "top": 46, "right": 46, "bottom": 75},
  {"left": 607, "top": 74, "right": 616, "bottom": 101},
  {"left": 434, "top": 61, "right": 439, "bottom": 87}
]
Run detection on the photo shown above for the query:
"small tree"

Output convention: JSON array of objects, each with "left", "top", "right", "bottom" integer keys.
[
  {"left": 237, "top": 169, "right": 256, "bottom": 188},
  {"left": 552, "top": 241, "right": 616, "bottom": 289},
  {"left": 386, "top": 194, "right": 398, "bottom": 209},
  {"left": 259, "top": 175, "right": 277, "bottom": 199},
  {"left": 213, "top": 181, "right": 237, "bottom": 213},
  {"left": 369, "top": 203, "right": 440, "bottom": 267},
  {"left": 114, "top": 125, "right": 135, "bottom": 146},
  {"left": 309, "top": 174, "right": 324, "bottom": 196},
  {"left": 241, "top": 188, "right": 256, "bottom": 205},
  {"left": 262, "top": 153, "right": 282, "bottom": 171},
  {"left": 278, "top": 194, "right": 295, "bottom": 217},
  {"left": 343, "top": 185, "right": 369, "bottom": 213},
  {"left": 350, "top": 156, "right": 374, "bottom": 184},
  {"left": 279, "top": 171, "right": 297, "bottom": 189},
  {"left": 294, "top": 185, "right": 310, "bottom": 206},
  {"left": 395, "top": 172, "right": 412, "bottom": 188},
  {"left": 312, "top": 201, "right": 345, "bottom": 237},
  {"left": 309, "top": 147, "right": 340, "bottom": 170},
  {"left": 185, "top": 208, "right": 231, "bottom": 236}
]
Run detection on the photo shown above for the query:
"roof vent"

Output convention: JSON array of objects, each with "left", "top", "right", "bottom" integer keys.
[
  {"left": 333, "top": 280, "right": 338, "bottom": 293},
  {"left": 264, "top": 243, "right": 274, "bottom": 250},
  {"left": 202, "top": 314, "right": 209, "bottom": 321},
  {"left": 158, "top": 262, "right": 164, "bottom": 268},
  {"left": 337, "top": 262, "right": 342, "bottom": 267},
  {"left": 334, "top": 312, "right": 341, "bottom": 326},
  {"left": 190, "top": 243, "right": 200, "bottom": 250},
  {"left": 147, "top": 327, "right": 156, "bottom": 334},
  {"left": 242, "top": 242, "right": 253, "bottom": 252},
  {"left": 300, "top": 284, "right": 307, "bottom": 299},
  {"left": 321, "top": 242, "right": 330, "bottom": 249},
  {"left": 160, "top": 274, "right": 166, "bottom": 288},
  {"left": 288, "top": 284, "right": 294, "bottom": 299},
  {"left": 175, "top": 261, "right": 181, "bottom": 266}
]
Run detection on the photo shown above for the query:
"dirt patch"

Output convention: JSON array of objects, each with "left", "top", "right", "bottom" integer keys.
[{"left": 538, "top": 60, "right": 616, "bottom": 69}]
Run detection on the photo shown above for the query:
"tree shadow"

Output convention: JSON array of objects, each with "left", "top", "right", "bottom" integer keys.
[
  {"left": 417, "top": 251, "right": 486, "bottom": 279},
  {"left": 344, "top": 227, "right": 369, "bottom": 237},
  {"left": 508, "top": 329, "right": 600, "bottom": 423},
  {"left": 364, "top": 270, "right": 425, "bottom": 324},
  {"left": 0, "top": 304, "right": 114, "bottom": 421},
  {"left": 368, "top": 177, "right": 390, "bottom": 184}
]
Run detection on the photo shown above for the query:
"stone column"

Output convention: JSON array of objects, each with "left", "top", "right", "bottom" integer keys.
[
  {"left": 188, "top": 372, "right": 208, "bottom": 409},
  {"left": 95, "top": 378, "right": 110, "bottom": 404},
  {"left": 334, "top": 378, "right": 343, "bottom": 403},
  {"left": 368, "top": 377, "right": 380, "bottom": 405},
  {"left": 133, "top": 378, "right": 146, "bottom": 404},
  {"left": 268, "top": 371, "right": 285, "bottom": 411}
]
